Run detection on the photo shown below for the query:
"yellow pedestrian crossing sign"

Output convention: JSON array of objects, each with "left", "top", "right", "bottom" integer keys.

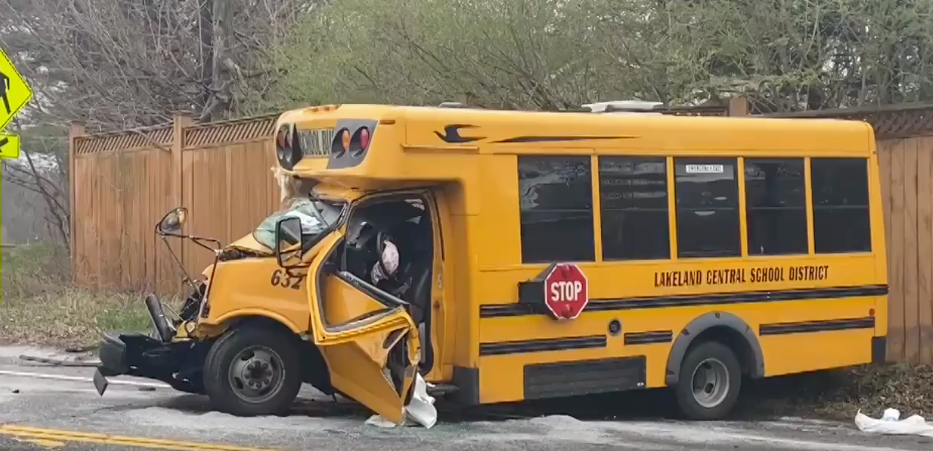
[
  {"left": 0, "top": 46, "right": 32, "bottom": 133},
  {"left": 0, "top": 134, "right": 19, "bottom": 159}
]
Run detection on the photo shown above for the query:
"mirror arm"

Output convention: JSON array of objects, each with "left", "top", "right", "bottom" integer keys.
[
  {"left": 190, "top": 234, "right": 220, "bottom": 243},
  {"left": 191, "top": 236, "right": 222, "bottom": 252},
  {"left": 159, "top": 235, "right": 199, "bottom": 292}
]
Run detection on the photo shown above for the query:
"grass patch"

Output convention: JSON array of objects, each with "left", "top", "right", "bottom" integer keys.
[
  {"left": 1, "top": 242, "right": 69, "bottom": 299},
  {"left": 1, "top": 243, "right": 152, "bottom": 347},
  {"left": 96, "top": 302, "right": 155, "bottom": 334},
  {"left": 0, "top": 287, "right": 153, "bottom": 347}
]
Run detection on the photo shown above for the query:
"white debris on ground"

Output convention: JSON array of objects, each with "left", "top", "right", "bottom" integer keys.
[
  {"left": 364, "top": 415, "right": 400, "bottom": 428},
  {"left": 855, "top": 408, "right": 933, "bottom": 438},
  {"left": 365, "top": 374, "right": 437, "bottom": 428}
]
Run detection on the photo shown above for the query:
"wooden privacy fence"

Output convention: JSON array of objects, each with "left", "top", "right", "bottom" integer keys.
[
  {"left": 768, "top": 103, "right": 933, "bottom": 364},
  {"left": 68, "top": 101, "right": 933, "bottom": 364},
  {"left": 877, "top": 135, "right": 933, "bottom": 364},
  {"left": 69, "top": 112, "right": 284, "bottom": 295}
]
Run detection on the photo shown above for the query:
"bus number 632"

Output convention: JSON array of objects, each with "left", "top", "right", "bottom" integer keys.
[{"left": 270, "top": 269, "right": 304, "bottom": 290}]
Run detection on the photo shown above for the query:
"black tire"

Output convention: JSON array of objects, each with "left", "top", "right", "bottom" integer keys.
[
  {"left": 674, "top": 340, "right": 742, "bottom": 421},
  {"left": 202, "top": 326, "right": 302, "bottom": 416}
]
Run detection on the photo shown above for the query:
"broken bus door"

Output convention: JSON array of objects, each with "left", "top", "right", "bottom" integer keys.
[{"left": 305, "top": 231, "right": 421, "bottom": 424}]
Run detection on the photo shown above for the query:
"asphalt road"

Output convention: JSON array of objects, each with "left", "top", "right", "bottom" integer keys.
[{"left": 0, "top": 363, "right": 930, "bottom": 451}]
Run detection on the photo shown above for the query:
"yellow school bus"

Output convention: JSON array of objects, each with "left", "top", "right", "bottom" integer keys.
[{"left": 92, "top": 103, "right": 887, "bottom": 423}]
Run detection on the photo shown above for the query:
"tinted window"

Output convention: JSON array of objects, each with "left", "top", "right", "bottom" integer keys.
[
  {"left": 518, "top": 156, "right": 595, "bottom": 263},
  {"left": 745, "top": 158, "right": 808, "bottom": 255},
  {"left": 674, "top": 157, "right": 740, "bottom": 258},
  {"left": 811, "top": 158, "right": 871, "bottom": 253},
  {"left": 599, "top": 156, "right": 670, "bottom": 260}
]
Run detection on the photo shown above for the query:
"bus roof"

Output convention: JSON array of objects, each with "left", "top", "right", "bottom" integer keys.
[{"left": 275, "top": 104, "right": 875, "bottom": 184}]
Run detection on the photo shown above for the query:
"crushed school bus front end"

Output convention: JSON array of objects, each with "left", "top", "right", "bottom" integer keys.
[
  {"left": 92, "top": 184, "right": 424, "bottom": 425},
  {"left": 94, "top": 103, "right": 888, "bottom": 423}
]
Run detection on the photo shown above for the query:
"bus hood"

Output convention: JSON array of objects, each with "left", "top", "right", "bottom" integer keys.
[{"left": 225, "top": 233, "right": 274, "bottom": 256}]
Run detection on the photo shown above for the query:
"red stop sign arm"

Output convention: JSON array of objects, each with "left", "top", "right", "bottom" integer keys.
[{"left": 517, "top": 263, "right": 590, "bottom": 320}]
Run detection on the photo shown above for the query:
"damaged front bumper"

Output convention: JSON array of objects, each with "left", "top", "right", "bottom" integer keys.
[
  {"left": 93, "top": 332, "right": 161, "bottom": 394},
  {"left": 93, "top": 294, "right": 208, "bottom": 396}
]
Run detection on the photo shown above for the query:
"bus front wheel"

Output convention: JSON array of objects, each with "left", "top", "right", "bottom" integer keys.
[
  {"left": 674, "top": 341, "right": 742, "bottom": 420},
  {"left": 203, "top": 325, "right": 302, "bottom": 417}
]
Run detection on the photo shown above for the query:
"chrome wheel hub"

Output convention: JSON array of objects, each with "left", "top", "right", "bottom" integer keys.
[
  {"left": 228, "top": 346, "right": 284, "bottom": 403},
  {"left": 691, "top": 357, "right": 730, "bottom": 408}
]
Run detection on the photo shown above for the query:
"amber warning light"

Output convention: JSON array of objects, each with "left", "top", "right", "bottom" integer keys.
[
  {"left": 332, "top": 126, "right": 373, "bottom": 157},
  {"left": 340, "top": 129, "right": 351, "bottom": 152}
]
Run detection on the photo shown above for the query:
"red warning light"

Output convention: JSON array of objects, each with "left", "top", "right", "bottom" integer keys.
[{"left": 359, "top": 127, "right": 370, "bottom": 150}]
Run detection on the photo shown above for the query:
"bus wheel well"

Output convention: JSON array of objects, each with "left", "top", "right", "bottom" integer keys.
[
  {"left": 223, "top": 316, "right": 334, "bottom": 396},
  {"left": 666, "top": 312, "right": 765, "bottom": 386},
  {"left": 226, "top": 315, "right": 294, "bottom": 335},
  {"left": 689, "top": 326, "right": 755, "bottom": 377}
]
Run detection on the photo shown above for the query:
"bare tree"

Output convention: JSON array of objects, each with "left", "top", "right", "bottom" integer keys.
[
  {"left": 0, "top": 0, "right": 317, "bottom": 131},
  {"left": 0, "top": 0, "right": 322, "bottom": 250},
  {"left": 1, "top": 134, "right": 69, "bottom": 246}
]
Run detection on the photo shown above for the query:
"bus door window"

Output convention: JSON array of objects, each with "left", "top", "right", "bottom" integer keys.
[{"left": 343, "top": 197, "right": 435, "bottom": 326}]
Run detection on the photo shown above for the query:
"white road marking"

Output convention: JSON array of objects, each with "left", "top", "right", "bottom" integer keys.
[{"left": 0, "top": 370, "right": 170, "bottom": 389}]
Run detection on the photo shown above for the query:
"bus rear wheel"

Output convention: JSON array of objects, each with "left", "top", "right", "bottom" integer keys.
[
  {"left": 203, "top": 325, "right": 302, "bottom": 417},
  {"left": 674, "top": 341, "right": 742, "bottom": 420}
]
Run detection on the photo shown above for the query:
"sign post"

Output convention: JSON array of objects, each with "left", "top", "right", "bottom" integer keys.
[
  {"left": 0, "top": 46, "right": 33, "bottom": 160},
  {"left": 542, "top": 263, "right": 590, "bottom": 320}
]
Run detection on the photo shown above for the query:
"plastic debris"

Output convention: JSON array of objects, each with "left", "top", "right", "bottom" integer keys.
[
  {"left": 405, "top": 373, "right": 437, "bottom": 428},
  {"left": 365, "top": 373, "right": 437, "bottom": 429},
  {"left": 855, "top": 408, "right": 933, "bottom": 438},
  {"left": 364, "top": 415, "right": 399, "bottom": 428}
]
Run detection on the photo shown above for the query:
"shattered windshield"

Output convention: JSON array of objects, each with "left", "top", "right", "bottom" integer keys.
[{"left": 253, "top": 197, "right": 341, "bottom": 249}]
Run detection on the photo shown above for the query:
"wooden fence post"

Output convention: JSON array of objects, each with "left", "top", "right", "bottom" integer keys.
[
  {"left": 728, "top": 96, "right": 749, "bottom": 117},
  {"left": 172, "top": 112, "right": 194, "bottom": 210},
  {"left": 458, "top": 92, "right": 477, "bottom": 107},
  {"left": 171, "top": 112, "right": 194, "bottom": 294},
  {"left": 68, "top": 120, "right": 85, "bottom": 284}
]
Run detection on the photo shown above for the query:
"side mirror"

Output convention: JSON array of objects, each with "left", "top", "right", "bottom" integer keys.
[
  {"left": 157, "top": 207, "right": 188, "bottom": 235},
  {"left": 274, "top": 216, "right": 305, "bottom": 267}
]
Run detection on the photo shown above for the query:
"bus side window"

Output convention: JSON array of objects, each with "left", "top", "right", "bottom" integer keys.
[
  {"left": 744, "top": 158, "right": 808, "bottom": 255},
  {"left": 810, "top": 158, "right": 872, "bottom": 253},
  {"left": 598, "top": 156, "right": 670, "bottom": 260},
  {"left": 517, "top": 155, "right": 595, "bottom": 263},
  {"left": 674, "top": 157, "right": 741, "bottom": 258}
]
